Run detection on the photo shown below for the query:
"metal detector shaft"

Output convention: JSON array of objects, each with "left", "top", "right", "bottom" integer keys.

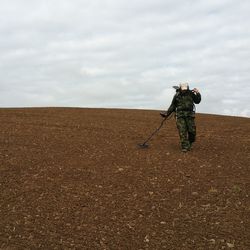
[{"left": 140, "top": 117, "right": 167, "bottom": 146}]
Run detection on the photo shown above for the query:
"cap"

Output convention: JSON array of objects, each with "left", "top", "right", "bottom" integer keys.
[{"left": 179, "top": 83, "right": 189, "bottom": 90}]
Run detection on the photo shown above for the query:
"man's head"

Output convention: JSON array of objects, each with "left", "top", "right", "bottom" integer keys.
[{"left": 179, "top": 83, "right": 189, "bottom": 91}]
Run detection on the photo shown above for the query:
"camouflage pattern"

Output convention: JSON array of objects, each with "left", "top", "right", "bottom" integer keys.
[
  {"left": 176, "top": 115, "right": 196, "bottom": 150},
  {"left": 175, "top": 93, "right": 195, "bottom": 113},
  {"left": 165, "top": 89, "right": 201, "bottom": 150},
  {"left": 166, "top": 90, "right": 201, "bottom": 117}
]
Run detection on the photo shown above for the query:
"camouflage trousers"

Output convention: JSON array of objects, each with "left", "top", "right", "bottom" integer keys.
[{"left": 176, "top": 116, "right": 196, "bottom": 150}]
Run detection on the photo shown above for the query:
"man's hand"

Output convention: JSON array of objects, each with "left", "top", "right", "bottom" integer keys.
[
  {"left": 160, "top": 111, "right": 168, "bottom": 118},
  {"left": 192, "top": 88, "right": 199, "bottom": 94}
]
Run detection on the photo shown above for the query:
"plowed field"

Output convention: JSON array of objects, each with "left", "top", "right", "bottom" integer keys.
[{"left": 0, "top": 108, "right": 249, "bottom": 249}]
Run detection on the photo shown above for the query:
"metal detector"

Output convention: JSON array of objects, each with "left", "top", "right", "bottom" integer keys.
[
  {"left": 138, "top": 85, "right": 177, "bottom": 149},
  {"left": 138, "top": 116, "right": 169, "bottom": 149}
]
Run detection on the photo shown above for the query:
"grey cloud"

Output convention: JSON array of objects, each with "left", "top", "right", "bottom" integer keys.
[{"left": 0, "top": 0, "right": 250, "bottom": 117}]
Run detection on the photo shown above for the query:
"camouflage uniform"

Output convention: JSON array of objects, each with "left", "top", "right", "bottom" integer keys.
[{"left": 165, "top": 89, "right": 201, "bottom": 151}]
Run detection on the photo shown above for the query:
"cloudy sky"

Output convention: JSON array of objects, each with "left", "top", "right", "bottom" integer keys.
[{"left": 0, "top": 0, "right": 250, "bottom": 117}]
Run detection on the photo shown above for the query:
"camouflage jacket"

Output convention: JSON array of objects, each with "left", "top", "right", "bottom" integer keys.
[{"left": 167, "top": 90, "right": 201, "bottom": 117}]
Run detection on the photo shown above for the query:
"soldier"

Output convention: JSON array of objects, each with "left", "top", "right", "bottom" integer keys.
[{"left": 160, "top": 83, "right": 201, "bottom": 152}]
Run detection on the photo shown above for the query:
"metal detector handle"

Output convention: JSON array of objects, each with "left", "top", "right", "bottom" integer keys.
[
  {"left": 141, "top": 116, "right": 167, "bottom": 145},
  {"left": 160, "top": 116, "right": 167, "bottom": 125}
]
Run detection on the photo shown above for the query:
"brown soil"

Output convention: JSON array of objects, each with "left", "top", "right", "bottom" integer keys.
[{"left": 0, "top": 108, "right": 249, "bottom": 249}]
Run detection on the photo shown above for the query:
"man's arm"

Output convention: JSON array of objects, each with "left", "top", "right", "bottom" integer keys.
[{"left": 192, "top": 88, "right": 201, "bottom": 104}]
